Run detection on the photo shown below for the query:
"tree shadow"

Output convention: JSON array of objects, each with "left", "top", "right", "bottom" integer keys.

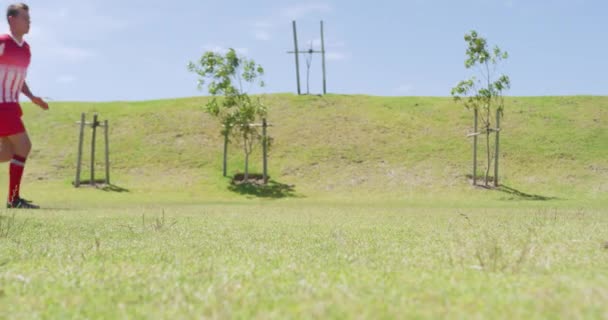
[
  {"left": 464, "top": 175, "right": 557, "bottom": 201},
  {"left": 228, "top": 179, "right": 299, "bottom": 199},
  {"left": 73, "top": 180, "right": 130, "bottom": 193},
  {"left": 495, "top": 185, "right": 557, "bottom": 201},
  {"left": 100, "top": 184, "right": 130, "bottom": 193}
]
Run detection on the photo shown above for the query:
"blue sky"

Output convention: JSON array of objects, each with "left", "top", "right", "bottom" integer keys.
[{"left": 2, "top": 0, "right": 606, "bottom": 101}]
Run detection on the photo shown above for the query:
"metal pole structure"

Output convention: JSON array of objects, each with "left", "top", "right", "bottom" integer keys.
[
  {"left": 262, "top": 118, "right": 268, "bottom": 184},
  {"left": 320, "top": 20, "right": 327, "bottom": 95},
  {"left": 75, "top": 113, "right": 85, "bottom": 187},
  {"left": 223, "top": 129, "right": 228, "bottom": 177},
  {"left": 91, "top": 113, "right": 98, "bottom": 185},
  {"left": 494, "top": 110, "right": 501, "bottom": 187},
  {"left": 104, "top": 120, "right": 110, "bottom": 185},
  {"left": 473, "top": 109, "right": 478, "bottom": 186},
  {"left": 305, "top": 43, "right": 313, "bottom": 95},
  {"left": 292, "top": 21, "right": 301, "bottom": 95}
]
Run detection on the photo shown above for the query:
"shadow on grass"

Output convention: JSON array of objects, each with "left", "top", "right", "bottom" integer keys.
[
  {"left": 465, "top": 175, "right": 557, "bottom": 201},
  {"left": 101, "top": 184, "right": 130, "bottom": 193},
  {"left": 228, "top": 179, "right": 299, "bottom": 199},
  {"left": 496, "top": 185, "right": 557, "bottom": 201},
  {"left": 73, "top": 180, "right": 130, "bottom": 193}
]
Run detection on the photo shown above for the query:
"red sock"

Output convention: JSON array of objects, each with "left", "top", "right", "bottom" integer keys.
[{"left": 8, "top": 155, "right": 26, "bottom": 203}]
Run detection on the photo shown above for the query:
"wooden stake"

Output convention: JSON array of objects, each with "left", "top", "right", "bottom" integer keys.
[
  {"left": 473, "top": 109, "right": 478, "bottom": 185},
  {"left": 494, "top": 110, "right": 501, "bottom": 187},
  {"left": 263, "top": 118, "right": 268, "bottom": 184},
  {"left": 91, "top": 113, "right": 98, "bottom": 185},
  {"left": 75, "top": 113, "right": 85, "bottom": 187},
  {"left": 104, "top": 120, "right": 110, "bottom": 185},
  {"left": 223, "top": 129, "right": 228, "bottom": 177}
]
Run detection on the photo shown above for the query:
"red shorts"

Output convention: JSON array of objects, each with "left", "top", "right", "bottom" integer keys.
[{"left": 0, "top": 104, "right": 25, "bottom": 137}]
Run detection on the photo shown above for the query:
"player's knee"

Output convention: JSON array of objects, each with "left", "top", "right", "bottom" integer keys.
[
  {"left": 23, "top": 140, "right": 32, "bottom": 156},
  {"left": 0, "top": 139, "right": 14, "bottom": 161},
  {"left": 16, "top": 139, "right": 32, "bottom": 157}
]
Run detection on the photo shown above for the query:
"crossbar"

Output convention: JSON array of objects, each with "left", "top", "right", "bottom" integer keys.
[
  {"left": 75, "top": 121, "right": 107, "bottom": 127},
  {"left": 223, "top": 123, "right": 274, "bottom": 128},
  {"left": 467, "top": 128, "right": 500, "bottom": 137}
]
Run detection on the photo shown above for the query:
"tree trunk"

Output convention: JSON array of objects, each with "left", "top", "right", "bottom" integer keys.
[
  {"left": 243, "top": 133, "right": 249, "bottom": 182},
  {"left": 244, "top": 152, "right": 249, "bottom": 182},
  {"left": 485, "top": 128, "right": 491, "bottom": 187}
]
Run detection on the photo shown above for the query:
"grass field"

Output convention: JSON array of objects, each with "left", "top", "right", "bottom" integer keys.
[
  {"left": 0, "top": 95, "right": 607, "bottom": 318},
  {"left": 2, "top": 205, "right": 607, "bottom": 318}
]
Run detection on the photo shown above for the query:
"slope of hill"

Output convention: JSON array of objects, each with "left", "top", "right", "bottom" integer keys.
[{"left": 12, "top": 94, "right": 607, "bottom": 206}]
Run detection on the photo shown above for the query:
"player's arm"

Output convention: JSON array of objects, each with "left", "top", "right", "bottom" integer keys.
[{"left": 21, "top": 81, "right": 48, "bottom": 110}]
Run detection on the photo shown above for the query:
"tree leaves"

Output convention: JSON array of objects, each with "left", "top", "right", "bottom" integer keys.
[
  {"left": 189, "top": 48, "right": 268, "bottom": 179},
  {"left": 452, "top": 30, "right": 510, "bottom": 112}
]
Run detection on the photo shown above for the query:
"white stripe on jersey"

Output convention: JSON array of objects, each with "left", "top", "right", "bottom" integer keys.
[
  {"left": 11, "top": 71, "right": 24, "bottom": 102},
  {"left": 0, "top": 67, "right": 5, "bottom": 100},
  {"left": 0, "top": 65, "right": 26, "bottom": 103},
  {"left": 3, "top": 68, "right": 16, "bottom": 103}
]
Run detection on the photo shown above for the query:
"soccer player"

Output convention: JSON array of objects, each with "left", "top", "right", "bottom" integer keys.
[{"left": 0, "top": 3, "right": 48, "bottom": 209}]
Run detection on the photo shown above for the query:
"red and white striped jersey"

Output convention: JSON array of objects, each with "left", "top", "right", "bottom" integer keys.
[{"left": 0, "top": 33, "right": 30, "bottom": 105}]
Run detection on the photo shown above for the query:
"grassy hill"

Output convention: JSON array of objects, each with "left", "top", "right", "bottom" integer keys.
[
  {"left": 2, "top": 94, "right": 607, "bottom": 319},
  {"left": 12, "top": 94, "right": 608, "bottom": 207}
]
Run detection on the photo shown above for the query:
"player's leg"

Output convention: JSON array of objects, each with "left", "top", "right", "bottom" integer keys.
[
  {"left": 0, "top": 137, "right": 14, "bottom": 162},
  {"left": 7, "top": 131, "right": 31, "bottom": 157},
  {"left": 6, "top": 131, "right": 38, "bottom": 208}
]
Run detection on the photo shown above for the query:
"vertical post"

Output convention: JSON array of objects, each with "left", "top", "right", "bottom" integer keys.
[
  {"left": 320, "top": 20, "right": 327, "bottom": 95},
  {"left": 473, "top": 109, "right": 478, "bottom": 186},
  {"left": 223, "top": 129, "right": 228, "bottom": 177},
  {"left": 104, "top": 120, "right": 110, "bottom": 185},
  {"left": 494, "top": 110, "right": 501, "bottom": 187},
  {"left": 292, "top": 20, "right": 301, "bottom": 95},
  {"left": 91, "top": 113, "right": 98, "bottom": 185},
  {"left": 262, "top": 118, "right": 268, "bottom": 184},
  {"left": 75, "top": 113, "right": 85, "bottom": 187}
]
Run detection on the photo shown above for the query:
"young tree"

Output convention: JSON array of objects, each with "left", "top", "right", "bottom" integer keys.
[
  {"left": 451, "top": 31, "right": 510, "bottom": 187},
  {"left": 188, "top": 49, "right": 266, "bottom": 182}
]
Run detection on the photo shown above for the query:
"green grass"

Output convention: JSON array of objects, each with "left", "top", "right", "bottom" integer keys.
[
  {"left": 1, "top": 205, "right": 607, "bottom": 318},
  {"left": 0, "top": 94, "right": 607, "bottom": 318}
]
